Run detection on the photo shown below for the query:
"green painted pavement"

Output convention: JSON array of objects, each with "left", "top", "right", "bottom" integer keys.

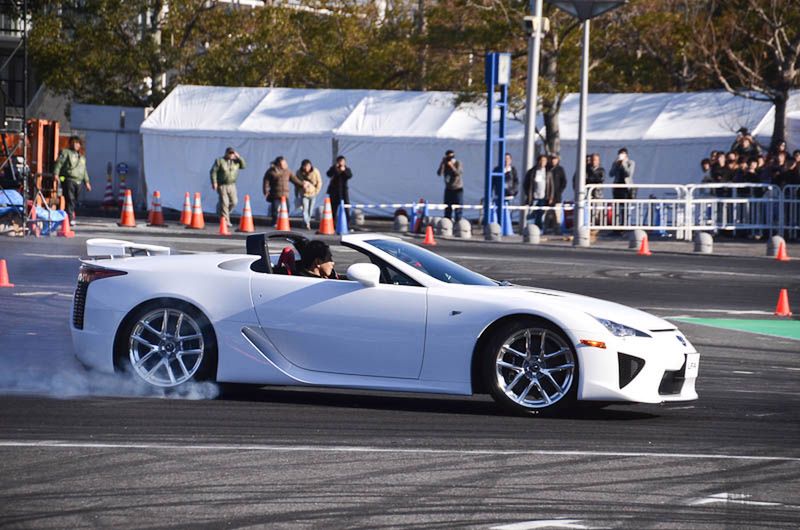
[{"left": 673, "top": 318, "right": 800, "bottom": 341}]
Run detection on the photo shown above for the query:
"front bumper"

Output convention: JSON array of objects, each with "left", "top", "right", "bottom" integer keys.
[{"left": 577, "top": 330, "right": 699, "bottom": 404}]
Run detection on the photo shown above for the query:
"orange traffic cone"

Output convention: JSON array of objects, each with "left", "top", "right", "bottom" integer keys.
[
  {"left": 180, "top": 192, "right": 192, "bottom": 225},
  {"left": 187, "top": 192, "right": 205, "bottom": 229},
  {"left": 317, "top": 196, "right": 335, "bottom": 235},
  {"left": 776, "top": 241, "right": 790, "bottom": 262},
  {"left": 219, "top": 216, "right": 231, "bottom": 236},
  {"left": 237, "top": 194, "right": 255, "bottom": 233},
  {"left": 147, "top": 191, "right": 166, "bottom": 226},
  {"left": 275, "top": 196, "right": 290, "bottom": 231},
  {"left": 57, "top": 214, "right": 75, "bottom": 238},
  {"left": 637, "top": 234, "right": 652, "bottom": 256},
  {"left": 0, "top": 259, "right": 14, "bottom": 288},
  {"left": 775, "top": 289, "right": 792, "bottom": 316},
  {"left": 422, "top": 225, "right": 437, "bottom": 246},
  {"left": 118, "top": 189, "right": 136, "bottom": 227}
]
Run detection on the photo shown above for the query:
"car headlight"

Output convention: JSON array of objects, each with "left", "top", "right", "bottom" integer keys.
[{"left": 594, "top": 317, "right": 651, "bottom": 338}]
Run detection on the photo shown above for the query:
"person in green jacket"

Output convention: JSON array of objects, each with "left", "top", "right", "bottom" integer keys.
[
  {"left": 53, "top": 136, "right": 91, "bottom": 224},
  {"left": 210, "top": 147, "right": 246, "bottom": 228}
]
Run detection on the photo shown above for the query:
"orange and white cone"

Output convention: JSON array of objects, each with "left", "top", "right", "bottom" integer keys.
[
  {"left": 422, "top": 225, "right": 437, "bottom": 246},
  {"left": 180, "top": 192, "right": 192, "bottom": 225},
  {"left": 0, "top": 259, "right": 13, "bottom": 288},
  {"left": 58, "top": 214, "right": 76, "bottom": 238},
  {"left": 317, "top": 196, "right": 335, "bottom": 235},
  {"left": 187, "top": 192, "right": 205, "bottom": 229},
  {"left": 237, "top": 194, "right": 255, "bottom": 233},
  {"left": 776, "top": 241, "right": 790, "bottom": 262},
  {"left": 275, "top": 196, "right": 290, "bottom": 231},
  {"left": 637, "top": 234, "right": 652, "bottom": 256},
  {"left": 219, "top": 216, "right": 231, "bottom": 236},
  {"left": 118, "top": 189, "right": 136, "bottom": 227},
  {"left": 147, "top": 191, "right": 166, "bottom": 226}
]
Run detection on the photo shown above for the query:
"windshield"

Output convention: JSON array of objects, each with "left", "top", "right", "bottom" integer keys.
[{"left": 367, "top": 239, "right": 497, "bottom": 286}]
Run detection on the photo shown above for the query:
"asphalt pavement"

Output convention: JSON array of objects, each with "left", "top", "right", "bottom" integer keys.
[{"left": 0, "top": 223, "right": 799, "bottom": 529}]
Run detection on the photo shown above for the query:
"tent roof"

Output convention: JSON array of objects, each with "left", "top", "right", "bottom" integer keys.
[{"left": 141, "top": 84, "right": 795, "bottom": 143}]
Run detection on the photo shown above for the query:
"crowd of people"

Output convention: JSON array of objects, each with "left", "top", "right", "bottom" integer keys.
[
  {"left": 210, "top": 148, "right": 351, "bottom": 231},
  {"left": 700, "top": 129, "right": 800, "bottom": 190}
]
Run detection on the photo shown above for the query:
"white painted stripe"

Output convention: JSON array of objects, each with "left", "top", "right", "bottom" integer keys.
[
  {"left": 654, "top": 307, "right": 772, "bottom": 315},
  {"left": 13, "top": 291, "right": 73, "bottom": 298},
  {"left": 732, "top": 371, "right": 755, "bottom": 375},
  {"left": 0, "top": 440, "right": 797, "bottom": 462},
  {"left": 23, "top": 253, "right": 80, "bottom": 259},
  {"left": 491, "top": 520, "right": 593, "bottom": 530},
  {"left": 689, "top": 492, "right": 794, "bottom": 508}
]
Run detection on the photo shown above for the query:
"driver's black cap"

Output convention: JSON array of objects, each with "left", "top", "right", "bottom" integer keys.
[{"left": 300, "top": 240, "right": 333, "bottom": 267}]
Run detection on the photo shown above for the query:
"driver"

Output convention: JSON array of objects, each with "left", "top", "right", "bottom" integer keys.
[{"left": 297, "top": 240, "right": 338, "bottom": 279}]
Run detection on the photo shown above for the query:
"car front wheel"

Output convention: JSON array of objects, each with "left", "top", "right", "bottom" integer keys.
[
  {"left": 483, "top": 319, "right": 578, "bottom": 415},
  {"left": 120, "top": 300, "right": 217, "bottom": 388}
]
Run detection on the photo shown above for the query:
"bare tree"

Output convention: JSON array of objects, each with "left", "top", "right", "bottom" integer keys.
[{"left": 694, "top": 0, "right": 800, "bottom": 151}]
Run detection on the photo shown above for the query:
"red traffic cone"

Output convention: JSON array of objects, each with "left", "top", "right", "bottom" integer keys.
[
  {"left": 637, "top": 234, "right": 652, "bottom": 256},
  {"left": 219, "top": 216, "right": 231, "bottom": 236},
  {"left": 118, "top": 189, "right": 136, "bottom": 227},
  {"left": 317, "top": 196, "right": 335, "bottom": 235},
  {"left": 775, "top": 289, "right": 792, "bottom": 317},
  {"left": 147, "top": 191, "right": 166, "bottom": 226},
  {"left": 0, "top": 259, "right": 14, "bottom": 287},
  {"left": 238, "top": 194, "right": 255, "bottom": 233},
  {"left": 58, "top": 214, "right": 75, "bottom": 238},
  {"left": 776, "top": 241, "right": 790, "bottom": 262},
  {"left": 180, "top": 192, "right": 192, "bottom": 225},
  {"left": 422, "top": 225, "right": 437, "bottom": 246},
  {"left": 276, "top": 196, "right": 290, "bottom": 231},
  {"left": 187, "top": 192, "right": 205, "bottom": 229}
]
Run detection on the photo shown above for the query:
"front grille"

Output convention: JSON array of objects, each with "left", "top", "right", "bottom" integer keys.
[
  {"left": 659, "top": 358, "right": 687, "bottom": 395},
  {"left": 72, "top": 280, "right": 89, "bottom": 329}
]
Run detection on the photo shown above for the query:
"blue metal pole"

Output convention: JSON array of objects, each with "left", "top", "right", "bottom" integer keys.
[{"left": 484, "top": 53, "right": 496, "bottom": 227}]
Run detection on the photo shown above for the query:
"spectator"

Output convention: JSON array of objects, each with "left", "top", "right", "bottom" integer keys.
[
  {"left": 700, "top": 158, "right": 712, "bottom": 183},
  {"left": 733, "top": 135, "right": 761, "bottom": 159},
  {"left": 609, "top": 148, "right": 635, "bottom": 227},
  {"left": 770, "top": 139, "right": 788, "bottom": 158},
  {"left": 787, "top": 150, "right": 800, "bottom": 186},
  {"left": 326, "top": 155, "right": 353, "bottom": 212},
  {"left": 548, "top": 154, "right": 567, "bottom": 204},
  {"left": 210, "top": 147, "right": 245, "bottom": 228},
  {"left": 296, "top": 159, "right": 322, "bottom": 230},
  {"left": 53, "top": 135, "right": 91, "bottom": 225},
  {"left": 436, "top": 149, "right": 464, "bottom": 221},
  {"left": 523, "top": 154, "right": 553, "bottom": 229},
  {"left": 586, "top": 153, "right": 605, "bottom": 199},
  {"left": 492, "top": 152, "right": 519, "bottom": 203},
  {"left": 263, "top": 156, "right": 302, "bottom": 226},
  {"left": 770, "top": 152, "right": 790, "bottom": 188}
]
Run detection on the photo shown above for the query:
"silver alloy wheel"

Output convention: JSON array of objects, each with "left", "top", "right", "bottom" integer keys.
[
  {"left": 129, "top": 308, "right": 205, "bottom": 387},
  {"left": 494, "top": 327, "right": 575, "bottom": 409}
]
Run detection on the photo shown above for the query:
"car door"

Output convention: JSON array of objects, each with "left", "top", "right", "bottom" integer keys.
[{"left": 250, "top": 274, "right": 427, "bottom": 379}]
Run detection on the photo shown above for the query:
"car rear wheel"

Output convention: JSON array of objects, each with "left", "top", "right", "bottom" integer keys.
[
  {"left": 483, "top": 319, "right": 578, "bottom": 415},
  {"left": 120, "top": 300, "right": 216, "bottom": 388}
]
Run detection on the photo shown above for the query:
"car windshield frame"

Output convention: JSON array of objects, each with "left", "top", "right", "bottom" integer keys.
[{"left": 365, "top": 239, "right": 498, "bottom": 286}]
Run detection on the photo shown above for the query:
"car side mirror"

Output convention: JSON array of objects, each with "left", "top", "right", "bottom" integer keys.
[{"left": 347, "top": 263, "right": 380, "bottom": 288}]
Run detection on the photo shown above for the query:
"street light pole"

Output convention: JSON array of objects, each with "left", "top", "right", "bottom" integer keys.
[
  {"left": 523, "top": 0, "right": 544, "bottom": 176},
  {"left": 574, "top": 19, "right": 590, "bottom": 247}
]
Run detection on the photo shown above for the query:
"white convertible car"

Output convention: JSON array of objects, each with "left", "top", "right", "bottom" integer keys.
[{"left": 71, "top": 232, "right": 699, "bottom": 415}]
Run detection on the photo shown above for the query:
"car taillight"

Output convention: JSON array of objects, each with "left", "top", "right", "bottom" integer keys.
[
  {"left": 77, "top": 264, "right": 127, "bottom": 284},
  {"left": 73, "top": 265, "right": 127, "bottom": 329}
]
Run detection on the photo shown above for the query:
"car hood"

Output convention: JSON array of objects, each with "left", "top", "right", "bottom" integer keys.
[{"left": 454, "top": 284, "right": 675, "bottom": 333}]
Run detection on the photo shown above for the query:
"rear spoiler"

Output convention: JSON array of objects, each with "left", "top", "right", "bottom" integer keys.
[{"left": 86, "top": 238, "right": 171, "bottom": 259}]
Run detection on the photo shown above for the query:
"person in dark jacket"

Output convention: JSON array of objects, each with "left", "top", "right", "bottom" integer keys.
[
  {"left": 585, "top": 153, "right": 606, "bottom": 199},
  {"left": 548, "top": 154, "right": 567, "bottom": 204},
  {"left": 492, "top": 153, "right": 519, "bottom": 205},
  {"left": 326, "top": 156, "right": 353, "bottom": 210},
  {"left": 437, "top": 149, "right": 464, "bottom": 221},
  {"left": 263, "top": 156, "right": 302, "bottom": 226},
  {"left": 523, "top": 155, "right": 554, "bottom": 229},
  {"left": 297, "top": 240, "right": 337, "bottom": 279}
]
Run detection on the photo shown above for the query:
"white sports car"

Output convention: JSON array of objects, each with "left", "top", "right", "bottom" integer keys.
[{"left": 71, "top": 232, "right": 699, "bottom": 415}]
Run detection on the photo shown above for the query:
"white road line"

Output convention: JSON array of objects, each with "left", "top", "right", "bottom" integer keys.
[
  {"left": 12, "top": 291, "right": 73, "bottom": 298},
  {"left": 689, "top": 492, "right": 797, "bottom": 508},
  {"left": 491, "top": 520, "right": 595, "bottom": 530},
  {"left": 732, "top": 371, "right": 755, "bottom": 375},
  {"left": 23, "top": 253, "right": 80, "bottom": 259},
  {"left": 0, "top": 440, "right": 798, "bottom": 462}
]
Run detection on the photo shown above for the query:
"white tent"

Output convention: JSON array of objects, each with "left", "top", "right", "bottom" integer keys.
[
  {"left": 788, "top": 111, "right": 800, "bottom": 151},
  {"left": 141, "top": 85, "right": 795, "bottom": 215}
]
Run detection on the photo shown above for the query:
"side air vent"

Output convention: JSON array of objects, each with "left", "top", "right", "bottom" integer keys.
[{"left": 618, "top": 353, "right": 645, "bottom": 389}]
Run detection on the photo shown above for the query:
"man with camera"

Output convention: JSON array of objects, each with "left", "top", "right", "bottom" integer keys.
[
  {"left": 437, "top": 149, "right": 464, "bottom": 221},
  {"left": 210, "top": 146, "right": 246, "bottom": 228},
  {"left": 609, "top": 147, "right": 636, "bottom": 227}
]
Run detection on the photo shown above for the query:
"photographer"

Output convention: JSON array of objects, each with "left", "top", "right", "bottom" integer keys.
[
  {"left": 437, "top": 149, "right": 463, "bottom": 221},
  {"left": 326, "top": 155, "right": 352, "bottom": 210},
  {"left": 609, "top": 147, "right": 636, "bottom": 227}
]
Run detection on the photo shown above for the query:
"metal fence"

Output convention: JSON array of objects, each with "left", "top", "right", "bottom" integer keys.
[{"left": 346, "top": 183, "right": 800, "bottom": 240}]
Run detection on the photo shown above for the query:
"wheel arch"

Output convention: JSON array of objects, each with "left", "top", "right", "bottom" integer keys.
[
  {"left": 470, "top": 312, "right": 573, "bottom": 395},
  {"left": 113, "top": 296, "right": 219, "bottom": 378}
]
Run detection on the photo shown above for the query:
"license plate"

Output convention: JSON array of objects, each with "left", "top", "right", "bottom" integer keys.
[{"left": 684, "top": 353, "right": 699, "bottom": 378}]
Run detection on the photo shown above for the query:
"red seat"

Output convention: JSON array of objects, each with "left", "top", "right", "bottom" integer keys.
[{"left": 276, "top": 246, "right": 296, "bottom": 275}]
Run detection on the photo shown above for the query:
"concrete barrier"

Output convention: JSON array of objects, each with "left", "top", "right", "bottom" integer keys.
[
  {"left": 454, "top": 218, "right": 472, "bottom": 239},
  {"left": 484, "top": 222, "right": 501, "bottom": 241},
  {"left": 767, "top": 235, "right": 785, "bottom": 257},
  {"left": 437, "top": 217, "right": 453, "bottom": 237},
  {"left": 393, "top": 214, "right": 409, "bottom": 233},
  {"left": 628, "top": 229, "right": 647, "bottom": 249},
  {"left": 523, "top": 224, "right": 541, "bottom": 244},
  {"left": 693, "top": 232, "right": 713, "bottom": 254}
]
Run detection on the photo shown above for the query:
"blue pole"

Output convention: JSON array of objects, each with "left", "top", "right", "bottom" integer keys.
[{"left": 484, "top": 53, "right": 496, "bottom": 227}]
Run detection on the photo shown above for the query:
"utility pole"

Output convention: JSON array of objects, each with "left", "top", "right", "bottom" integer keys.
[{"left": 522, "top": 0, "right": 544, "bottom": 176}]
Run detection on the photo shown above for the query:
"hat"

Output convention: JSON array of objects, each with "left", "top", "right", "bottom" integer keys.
[{"left": 225, "top": 146, "right": 236, "bottom": 155}]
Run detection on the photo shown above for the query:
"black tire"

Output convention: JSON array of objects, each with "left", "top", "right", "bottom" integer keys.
[
  {"left": 116, "top": 299, "right": 217, "bottom": 388},
  {"left": 482, "top": 318, "right": 579, "bottom": 416}
]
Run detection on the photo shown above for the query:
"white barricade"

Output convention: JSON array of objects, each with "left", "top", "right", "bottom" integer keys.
[
  {"left": 785, "top": 185, "right": 800, "bottom": 240},
  {"left": 585, "top": 184, "right": 690, "bottom": 238}
]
